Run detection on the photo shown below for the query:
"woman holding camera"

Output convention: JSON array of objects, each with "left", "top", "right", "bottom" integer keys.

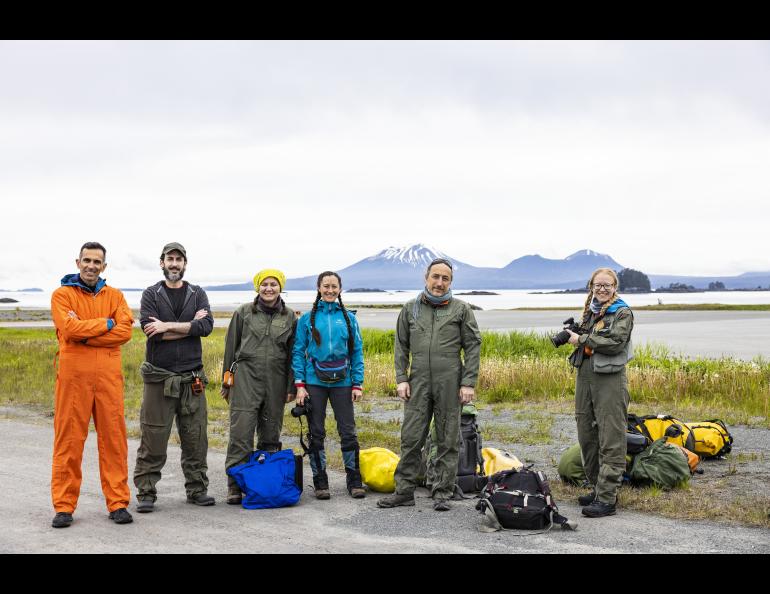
[
  {"left": 292, "top": 271, "right": 365, "bottom": 500},
  {"left": 566, "top": 268, "right": 633, "bottom": 518},
  {"left": 221, "top": 269, "right": 297, "bottom": 505}
]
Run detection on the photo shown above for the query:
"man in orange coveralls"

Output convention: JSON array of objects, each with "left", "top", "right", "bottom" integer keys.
[{"left": 50, "top": 242, "right": 134, "bottom": 528}]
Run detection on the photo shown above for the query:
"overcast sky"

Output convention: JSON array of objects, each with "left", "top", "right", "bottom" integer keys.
[{"left": 1, "top": 40, "right": 769, "bottom": 289}]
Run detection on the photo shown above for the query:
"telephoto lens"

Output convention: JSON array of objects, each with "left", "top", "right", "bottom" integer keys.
[
  {"left": 550, "top": 317, "right": 577, "bottom": 348},
  {"left": 550, "top": 330, "right": 572, "bottom": 348}
]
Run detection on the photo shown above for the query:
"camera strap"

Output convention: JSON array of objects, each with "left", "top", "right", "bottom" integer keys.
[{"left": 297, "top": 416, "right": 311, "bottom": 457}]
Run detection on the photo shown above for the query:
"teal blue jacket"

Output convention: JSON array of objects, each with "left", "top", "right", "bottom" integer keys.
[{"left": 292, "top": 301, "right": 364, "bottom": 388}]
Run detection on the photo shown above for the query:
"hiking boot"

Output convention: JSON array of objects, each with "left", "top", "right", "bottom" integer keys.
[
  {"left": 577, "top": 491, "right": 596, "bottom": 506},
  {"left": 349, "top": 487, "right": 366, "bottom": 499},
  {"left": 433, "top": 499, "right": 451, "bottom": 512},
  {"left": 187, "top": 493, "right": 216, "bottom": 506},
  {"left": 581, "top": 500, "right": 616, "bottom": 518},
  {"left": 226, "top": 487, "right": 243, "bottom": 506},
  {"left": 377, "top": 493, "right": 415, "bottom": 508},
  {"left": 52, "top": 512, "right": 73, "bottom": 528},
  {"left": 312, "top": 469, "right": 330, "bottom": 500},
  {"left": 136, "top": 499, "right": 155, "bottom": 513},
  {"left": 109, "top": 508, "right": 133, "bottom": 524},
  {"left": 344, "top": 450, "right": 365, "bottom": 500}
]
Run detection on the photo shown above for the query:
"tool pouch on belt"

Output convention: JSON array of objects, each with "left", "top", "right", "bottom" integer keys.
[{"left": 140, "top": 362, "right": 208, "bottom": 415}]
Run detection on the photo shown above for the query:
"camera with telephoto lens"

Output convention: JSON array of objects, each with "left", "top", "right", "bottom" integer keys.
[
  {"left": 291, "top": 398, "right": 312, "bottom": 418},
  {"left": 550, "top": 317, "right": 582, "bottom": 348}
]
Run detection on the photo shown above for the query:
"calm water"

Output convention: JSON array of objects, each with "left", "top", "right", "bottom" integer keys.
[{"left": 2, "top": 289, "right": 769, "bottom": 310}]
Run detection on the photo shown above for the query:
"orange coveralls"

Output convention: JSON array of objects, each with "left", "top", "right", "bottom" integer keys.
[{"left": 51, "top": 276, "right": 134, "bottom": 513}]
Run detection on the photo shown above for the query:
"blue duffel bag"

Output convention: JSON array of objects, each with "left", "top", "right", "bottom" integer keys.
[{"left": 227, "top": 450, "right": 303, "bottom": 509}]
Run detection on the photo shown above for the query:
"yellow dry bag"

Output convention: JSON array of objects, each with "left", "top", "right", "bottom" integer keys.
[
  {"left": 360, "top": 447, "right": 400, "bottom": 493},
  {"left": 628, "top": 414, "right": 695, "bottom": 452},
  {"left": 481, "top": 447, "right": 523, "bottom": 476},
  {"left": 685, "top": 420, "right": 733, "bottom": 458}
]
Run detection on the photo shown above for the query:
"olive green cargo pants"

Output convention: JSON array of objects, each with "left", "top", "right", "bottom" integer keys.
[
  {"left": 575, "top": 360, "right": 629, "bottom": 505},
  {"left": 394, "top": 373, "right": 461, "bottom": 501},
  {"left": 133, "top": 380, "right": 209, "bottom": 500},
  {"left": 225, "top": 379, "right": 286, "bottom": 490}
]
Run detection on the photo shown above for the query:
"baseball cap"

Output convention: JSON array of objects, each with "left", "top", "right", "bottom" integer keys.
[{"left": 161, "top": 242, "right": 187, "bottom": 259}]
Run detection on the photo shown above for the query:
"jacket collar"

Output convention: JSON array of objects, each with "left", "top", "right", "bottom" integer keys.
[
  {"left": 155, "top": 281, "right": 195, "bottom": 318},
  {"left": 61, "top": 273, "right": 107, "bottom": 295},
  {"left": 605, "top": 298, "right": 629, "bottom": 314},
  {"left": 318, "top": 299, "right": 341, "bottom": 313}
]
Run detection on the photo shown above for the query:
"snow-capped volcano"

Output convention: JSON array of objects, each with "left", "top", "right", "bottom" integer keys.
[
  {"left": 565, "top": 249, "right": 615, "bottom": 263},
  {"left": 207, "top": 246, "right": 629, "bottom": 290},
  {"left": 368, "top": 244, "right": 459, "bottom": 269}
]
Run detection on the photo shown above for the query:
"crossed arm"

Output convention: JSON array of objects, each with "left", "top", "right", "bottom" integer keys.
[
  {"left": 51, "top": 291, "right": 133, "bottom": 347},
  {"left": 140, "top": 289, "right": 214, "bottom": 341},
  {"left": 144, "top": 310, "right": 209, "bottom": 340}
]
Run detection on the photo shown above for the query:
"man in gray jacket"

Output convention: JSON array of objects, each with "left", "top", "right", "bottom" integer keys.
[{"left": 133, "top": 243, "right": 215, "bottom": 512}]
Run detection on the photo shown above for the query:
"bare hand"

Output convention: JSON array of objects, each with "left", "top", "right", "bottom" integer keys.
[
  {"left": 567, "top": 330, "right": 580, "bottom": 346},
  {"left": 459, "top": 386, "right": 475, "bottom": 404},
  {"left": 396, "top": 382, "right": 411, "bottom": 402},
  {"left": 352, "top": 388, "right": 363, "bottom": 402},
  {"left": 194, "top": 309, "right": 209, "bottom": 321},
  {"left": 220, "top": 386, "right": 230, "bottom": 402},
  {"left": 286, "top": 393, "right": 296, "bottom": 403},
  {"left": 296, "top": 387, "right": 309, "bottom": 406},
  {"left": 67, "top": 310, "right": 79, "bottom": 320},
  {"left": 144, "top": 317, "right": 170, "bottom": 337}
]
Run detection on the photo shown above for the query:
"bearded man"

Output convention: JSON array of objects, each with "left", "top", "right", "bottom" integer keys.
[{"left": 133, "top": 242, "right": 216, "bottom": 512}]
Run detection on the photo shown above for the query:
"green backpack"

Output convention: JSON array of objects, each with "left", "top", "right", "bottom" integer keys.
[
  {"left": 629, "top": 438, "right": 691, "bottom": 490},
  {"left": 557, "top": 444, "right": 588, "bottom": 487}
]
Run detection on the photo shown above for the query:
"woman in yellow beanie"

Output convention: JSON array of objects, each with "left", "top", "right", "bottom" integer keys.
[{"left": 221, "top": 269, "right": 297, "bottom": 505}]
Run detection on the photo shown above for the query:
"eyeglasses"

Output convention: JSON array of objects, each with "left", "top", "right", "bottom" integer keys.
[{"left": 592, "top": 283, "right": 615, "bottom": 290}]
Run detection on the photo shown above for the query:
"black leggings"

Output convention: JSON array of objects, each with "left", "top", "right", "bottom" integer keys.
[{"left": 307, "top": 385, "right": 359, "bottom": 452}]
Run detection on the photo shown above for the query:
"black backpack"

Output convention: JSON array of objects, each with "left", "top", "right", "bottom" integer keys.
[
  {"left": 420, "top": 405, "right": 488, "bottom": 495},
  {"left": 476, "top": 467, "right": 576, "bottom": 533},
  {"left": 455, "top": 408, "right": 487, "bottom": 495}
]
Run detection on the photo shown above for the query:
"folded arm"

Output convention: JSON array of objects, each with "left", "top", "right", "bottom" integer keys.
[
  {"left": 51, "top": 291, "right": 111, "bottom": 342},
  {"left": 85, "top": 296, "right": 134, "bottom": 347}
]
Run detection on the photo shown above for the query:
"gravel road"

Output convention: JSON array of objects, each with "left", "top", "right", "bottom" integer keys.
[{"left": 2, "top": 410, "right": 768, "bottom": 554}]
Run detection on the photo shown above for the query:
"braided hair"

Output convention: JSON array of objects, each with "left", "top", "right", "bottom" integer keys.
[
  {"left": 581, "top": 268, "right": 620, "bottom": 330},
  {"left": 310, "top": 271, "right": 355, "bottom": 355}
]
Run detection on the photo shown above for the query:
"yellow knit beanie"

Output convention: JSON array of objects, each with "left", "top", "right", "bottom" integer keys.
[{"left": 253, "top": 269, "right": 286, "bottom": 293}]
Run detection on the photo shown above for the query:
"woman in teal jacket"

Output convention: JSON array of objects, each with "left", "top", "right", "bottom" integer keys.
[{"left": 292, "top": 271, "right": 365, "bottom": 500}]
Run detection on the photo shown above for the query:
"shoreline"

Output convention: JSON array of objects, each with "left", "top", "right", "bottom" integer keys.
[{"left": 4, "top": 302, "right": 770, "bottom": 322}]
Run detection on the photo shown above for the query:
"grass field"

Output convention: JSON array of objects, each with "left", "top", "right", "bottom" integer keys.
[{"left": 1, "top": 327, "right": 768, "bottom": 427}]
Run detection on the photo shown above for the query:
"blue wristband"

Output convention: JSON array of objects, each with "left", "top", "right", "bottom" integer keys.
[{"left": 107, "top": 318, "right": 115, "bottom": 331}]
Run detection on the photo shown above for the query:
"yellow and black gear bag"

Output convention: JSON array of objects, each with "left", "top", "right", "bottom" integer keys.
[
  {"left": 685, "top": 419, "right": 733, "bottom": 458},
  {"left": 628, "top": 414, "right": 695, "bottom": 452}
]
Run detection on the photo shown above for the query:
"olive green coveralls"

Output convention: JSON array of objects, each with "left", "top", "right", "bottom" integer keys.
[
  {"left": 223, "top": 302, "right": 297, "bottom": 491},
  {"left": 393, "top": 297, "right": 482, "bottom": 501},
  {"left": 571, "top": 307, "right": 634, "bottom": 505}
]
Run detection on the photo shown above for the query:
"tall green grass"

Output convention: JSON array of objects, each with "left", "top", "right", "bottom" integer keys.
[{"left": 1, "top": 327, "right": 768, "bottom": 426}]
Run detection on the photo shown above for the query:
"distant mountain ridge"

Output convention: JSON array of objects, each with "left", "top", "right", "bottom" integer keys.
[{"left": 203, "top": 244, "right": 770, "bottom": 291}]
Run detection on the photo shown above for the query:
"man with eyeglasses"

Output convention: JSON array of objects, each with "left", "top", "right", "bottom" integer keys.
[{"left": 377, "top": 258, "right": 482, "bottom": 512}]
